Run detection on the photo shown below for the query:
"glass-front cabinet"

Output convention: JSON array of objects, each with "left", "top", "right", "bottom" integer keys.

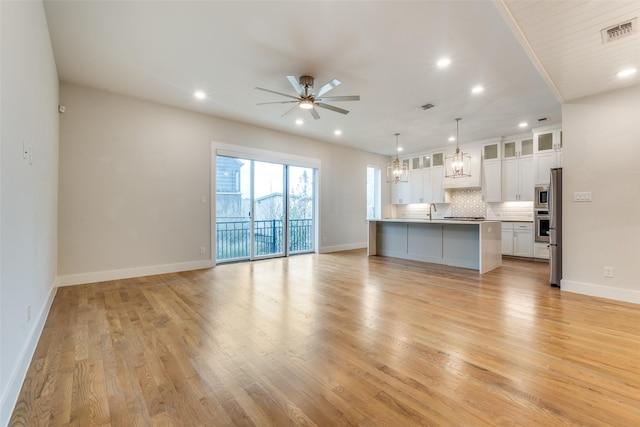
[
  {"left": 482, "top": 141, "right": 501, "bottom": 202},
  {"left": 503, "top": 138, "right": 533, "bottom": 159},
  {"left": 390, "top": 152, "right": 445, "bottom": 204},
  {"left": 534, "top": 127, "right": 562, "bottom": 184},
  {"left": 501, "top": 136, "right": 534, "bottom": 201}
]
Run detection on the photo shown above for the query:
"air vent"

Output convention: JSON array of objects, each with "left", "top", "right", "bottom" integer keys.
[
  {"left": 537, "top": 117, "right": 550, "bottom": 123},
  {"left": 601, "top": 18, "right": 637, "bottom": 43},
  {"left": 420, "top": 103, "right": 436, "bottom": 110}
]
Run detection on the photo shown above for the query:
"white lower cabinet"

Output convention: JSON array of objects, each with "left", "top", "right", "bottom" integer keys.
[
  {"left": 501, "top": 222, "right": 533, "bottom": 257},
  {"left": 501, "top": 224, "right": 514, "bottom": 255},
  {"left": 534, "top": 242, "right": 550, "bottom": 259}
]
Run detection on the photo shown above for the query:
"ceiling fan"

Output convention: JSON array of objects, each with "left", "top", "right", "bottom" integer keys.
[{"left": 255, "top": 75, "right": 360, "bottom": 120}]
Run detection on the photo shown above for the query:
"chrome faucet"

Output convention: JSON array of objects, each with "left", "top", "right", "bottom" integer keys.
[{"left": 429, "top": 203, "right": 437, "bottom": 221}]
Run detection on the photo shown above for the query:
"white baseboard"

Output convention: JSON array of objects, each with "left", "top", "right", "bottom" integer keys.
[
  {"left": 562, "top": 280, "right": 640, "bottom": 305},
  {"left": 0, "top": 280, "right": 57, "bottom": 427},
  {"left": 57, "top": 259, "right": 215, "bottom": 287},
  {"left": 319, "top": 242, "right": 367, "bottom": 254}
]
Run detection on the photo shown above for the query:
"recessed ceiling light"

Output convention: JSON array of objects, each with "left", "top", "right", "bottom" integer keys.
[
  {"left": 334, "top": 129, "right": 342, "bottom": 136},
  {"left": 397, "top": 147, "right": 403, "bottom": 152},
  {"left": 471, "top": 85, "right": 484, "bottom": 94},
  {"left": 194, "top": 91, "right": 206, "bottom": 100},
  {"left": 437, "top": 58, "right": 451, "bottom": 68},
  {"left": 617, "top": 68, "right": 637, "bottom": 78},
  {"left": 295, "top": 119, "right": 304, "bottom": 125},
  {"left": 448, "top": 136, "right": 456, "bottom": 142},
  {"left": 519, "top": 122, "right": 528, "bottom": 128}
]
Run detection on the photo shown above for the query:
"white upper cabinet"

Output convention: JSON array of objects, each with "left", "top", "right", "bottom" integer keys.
[
  {"left": 391, "top": 179, "right": 410, "bottom": 205},
  {"left": 410, "top": 155, "right": 422, "bottom": 170},
  {"left": 481, "top": 142, "right": 501, "bottom": 202},
  {"left": 501, "top": 137, "right": 534, "bottom": 201},
  {"left": 390, "top": 158, "right": 410, "bottom": 204},
  {"left": 429, "top": 152, "right": 445, "bottom": 203},
  {"left": 409, "top": 169, "right": 424, "bottom": 203},
  {"left": 534, "top": 127, "right": 563, "bottom": 184}
]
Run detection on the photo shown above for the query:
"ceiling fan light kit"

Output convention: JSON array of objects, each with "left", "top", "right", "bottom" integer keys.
[
  {"left": 255, "top": 75, "right": 360, "bottom": 120},
  {"left": 299, "top": 99, "right": 314, "bottom": 109}
]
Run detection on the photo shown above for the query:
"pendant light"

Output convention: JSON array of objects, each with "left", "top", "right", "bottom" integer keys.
[
  {"left": 445, "top": 118, "right": 471, "bottom": 178},
  {"left": 386, "top": 133, "right": 408, "bottom": 184}
]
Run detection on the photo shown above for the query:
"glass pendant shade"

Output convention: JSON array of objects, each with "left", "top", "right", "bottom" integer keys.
[
  {"left": 386, "top": 133, "right": 408, "bottom": 183},
  {"left": 445, "top": 118, "right": 471, "bottom": 178}
]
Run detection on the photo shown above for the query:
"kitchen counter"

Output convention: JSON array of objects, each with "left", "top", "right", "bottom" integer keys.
[
  {"left": 368, "top": 219, "right": 502, "bottom": 273},
  {"left": 375, "top": 218, "right": 496, "bottom": 225}
]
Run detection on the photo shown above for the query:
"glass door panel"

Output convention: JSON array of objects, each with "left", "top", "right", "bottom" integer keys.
[
  {"left": 252, "top": 161, "right": 285, "bottom": 258},
  {"left": 215, "top": 156, "right": 251, "bottom": 262},
  {"left": 288, "top": 166, "right": 315, "bottom": 253}
]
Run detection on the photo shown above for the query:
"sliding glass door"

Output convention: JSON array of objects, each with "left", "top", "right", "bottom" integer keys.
[
  {"left": 215, "top": 156, "right": 315, "bottom": 263},
  {"left": 215, "top": 157, "right": 251, "bottom": 260},
  {"left": 288, "top": 166, "right": 314, "bottom": 253},
  {"left": 252, "top": 161, "right": 285, "bottom": 258}
]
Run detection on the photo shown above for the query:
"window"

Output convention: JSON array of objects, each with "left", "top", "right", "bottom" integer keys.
[{"left": 367, "top": 166, "right": 381, "bottom": 219}]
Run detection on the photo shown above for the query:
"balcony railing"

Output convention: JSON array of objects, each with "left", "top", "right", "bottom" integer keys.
[{"left": 216, "top": 218, "right": 313, "bottom": 261}]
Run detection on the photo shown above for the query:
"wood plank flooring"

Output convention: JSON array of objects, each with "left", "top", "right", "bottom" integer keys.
[{"left": 9, "top": 250, "right": 640, "bottom": 426}]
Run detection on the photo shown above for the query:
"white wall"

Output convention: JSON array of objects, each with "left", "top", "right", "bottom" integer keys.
[
  {"left": 562, "top": 84, "right": 640, "bottom": 304},
  {"left": 58, "top": 83, "right": 390, "bottom": 284},
  {"left": 0, "top": 1, "right": 59, "bottom": 424}
]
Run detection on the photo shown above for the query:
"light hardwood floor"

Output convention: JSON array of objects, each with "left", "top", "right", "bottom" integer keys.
[{"left": 9, "top": 251, "right": 640, "bottom": 426}]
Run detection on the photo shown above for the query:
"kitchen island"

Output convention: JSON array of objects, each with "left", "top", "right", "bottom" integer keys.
[{"left": 367, "top": 219, "right": 502, "bottom": 273}]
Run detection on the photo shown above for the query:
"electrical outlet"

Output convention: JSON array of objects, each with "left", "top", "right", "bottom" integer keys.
[
  {"left": 200, "top": 196, "right": 207, "bottom": 204},
  {"left": 200, "top": 246, "right": 206, "bottom": 255},
  {"left": 27, "top": 305, "right": 32, "bottom": 322},
  {"left": 604, "top": 266, "right": 614, "bottom": 278}
]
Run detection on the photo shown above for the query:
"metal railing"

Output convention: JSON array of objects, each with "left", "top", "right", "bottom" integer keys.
[{"left": 216, "top": 218, "right": 313, "bottom": 261}]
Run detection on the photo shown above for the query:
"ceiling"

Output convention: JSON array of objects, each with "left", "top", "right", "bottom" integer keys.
[{"left": 42, "top": 1, "right": 640, "bottom": 156}]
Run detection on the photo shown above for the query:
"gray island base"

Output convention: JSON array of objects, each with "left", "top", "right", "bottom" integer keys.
[{"left": 368, "top": 219, "right": 502, "bottom": 274}]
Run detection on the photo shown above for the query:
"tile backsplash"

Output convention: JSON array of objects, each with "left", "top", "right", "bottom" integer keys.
[
  {"left": 486, "top": 201, "right": 533, "bottom": 221},
  {"left": 392, "top": 188, "right": 533, "bottom": 221},
  {"left": 449, "top": 188, "right": 486, "bottom": 217}
]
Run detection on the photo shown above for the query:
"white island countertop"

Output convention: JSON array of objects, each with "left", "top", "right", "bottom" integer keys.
[
  {"left": 367, "top": 219, "right": 502, "bottom": 274},
  {"left": 375, "top": 218, "right": 501, "bottom": 225}
]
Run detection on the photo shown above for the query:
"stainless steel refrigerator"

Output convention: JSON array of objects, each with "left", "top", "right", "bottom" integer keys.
[{"left": 549, "top": 168, "right": 562, "bottom": 287}]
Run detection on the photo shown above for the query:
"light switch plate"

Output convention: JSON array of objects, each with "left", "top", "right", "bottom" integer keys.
[{"left": 573, "top": 191, "right": 592, "bottom": 202}]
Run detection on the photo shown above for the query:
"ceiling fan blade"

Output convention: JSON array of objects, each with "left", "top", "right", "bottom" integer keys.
[
  {"left": 281, "top": 104, "right": 299, "bottom": 117},
  {"left": 315, "top": 102, "right": 349, "bottom": 115},
  {"left": 315, "top": 95, "right": 360, "bottom": 102},
  {"left": 309, "top": 107, "right": 320, "bottom": 120},
  {"left": 286, "top": 75, "right": 304, "bottom": 96},
  {"left": 255, "top": 86, "right": 300, "bottom": 100},
  {"left": 314, "top": 78, "right": 341, "bottom": 97},
  {"left": 256, "top": 100, "right": 299, "bottom": 105}
]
